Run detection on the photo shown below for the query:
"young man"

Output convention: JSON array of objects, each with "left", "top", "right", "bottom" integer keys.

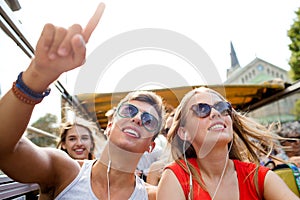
[{"left": 0, "top": 3, "right": 164, "bottom": 199}]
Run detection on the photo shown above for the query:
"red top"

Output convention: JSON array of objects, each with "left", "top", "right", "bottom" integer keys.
[{"left": 165, "top": 158, "right": 269, "bottom": 200}]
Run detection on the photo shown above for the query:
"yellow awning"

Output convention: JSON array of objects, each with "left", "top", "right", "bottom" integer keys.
[{"left": 75, "top": 82, "right": 287, "bottom": 130}]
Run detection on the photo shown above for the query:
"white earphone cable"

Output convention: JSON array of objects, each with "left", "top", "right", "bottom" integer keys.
[
  {"left": 211, "top": 140, "right": 233, "bottom": 200},
  {"left": 106, "top": 138, "right": 112, "bottom": 200},
  {"left": 184, "top": 136, "right": 233, "bottom": 200},
  {"left": 183, "top": 134, "right": 193, "bottom": 200}
]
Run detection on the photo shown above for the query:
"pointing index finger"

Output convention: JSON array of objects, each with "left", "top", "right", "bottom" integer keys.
[{"left": 82, "top": 2, "right": 106, "bottom": 43}]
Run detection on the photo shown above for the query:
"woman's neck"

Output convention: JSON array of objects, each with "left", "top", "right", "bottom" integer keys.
[{"left": 196, "top": 146, "right": 232, "bottom": 178}]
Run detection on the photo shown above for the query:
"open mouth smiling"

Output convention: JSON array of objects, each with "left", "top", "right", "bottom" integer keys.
[
  {"left": 208, "top": 123, "right": 226, "bottom": 131},
  {"left": 123, "top": 127, "right": 140, "bottom": 138}
]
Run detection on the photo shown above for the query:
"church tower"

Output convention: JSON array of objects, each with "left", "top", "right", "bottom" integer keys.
[{"left": 227, "top": 41, "right": 241, "bottom": 78}]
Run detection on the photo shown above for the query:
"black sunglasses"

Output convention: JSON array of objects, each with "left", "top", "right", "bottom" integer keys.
[
  {"left": 117, "top": 103, "right": 159, "bottom": 132},
  {"left": 191, "top": 101, "right": 232, "bottom": 118}
]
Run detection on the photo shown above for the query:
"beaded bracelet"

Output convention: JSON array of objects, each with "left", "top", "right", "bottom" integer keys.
[
  {"left": 16, "top": 72, "right": 51, "bottom": 99},
  {"left": 11, "top": 72, "right": 51, "bottom": 105},
  {"left": 12, "top": 82, "right": 42, "bottom": 105}
]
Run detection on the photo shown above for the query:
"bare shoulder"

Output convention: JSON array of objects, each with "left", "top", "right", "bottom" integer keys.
[
  {"left": 263, "top": 170, "right": 300, "bottom": 200},
  {"left": 157, "top": 169, "right": 185, "bottom": 200}
]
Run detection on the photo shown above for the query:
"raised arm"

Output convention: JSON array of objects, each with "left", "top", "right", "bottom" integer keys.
[{"left": 0, "top": 3, "right": 105, "bottom": 184}]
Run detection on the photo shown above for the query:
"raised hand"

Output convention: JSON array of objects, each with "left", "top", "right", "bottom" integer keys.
[{"left": 28, "top": 3, "right": 105, "bottom": 86}]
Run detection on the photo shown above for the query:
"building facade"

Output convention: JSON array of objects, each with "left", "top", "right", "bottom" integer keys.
[{"left": 225, "top": 42, "right": 298, "bottom": 123}]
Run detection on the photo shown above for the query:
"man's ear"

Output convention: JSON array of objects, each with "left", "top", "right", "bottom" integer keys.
[
  {"left": 104, "top": 122, "right": 113, "bottom": 137},
  {"left": 177, "top": 127, "right": 191, "bottom": 141},
  {"left": 148, "top": 141, "right": 156, "bottom": 153}
]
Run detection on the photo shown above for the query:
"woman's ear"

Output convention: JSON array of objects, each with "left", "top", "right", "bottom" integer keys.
[
  {"left": 177, "top": 127, "right": 191, "bottom": 141},
  {"left": 61, "top": 143, "right": 66, "bottom": 150}
]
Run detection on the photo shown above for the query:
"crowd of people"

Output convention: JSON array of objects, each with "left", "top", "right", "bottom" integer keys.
[{"left": 0, "top": 2, "right": 299, "bottom": 200}]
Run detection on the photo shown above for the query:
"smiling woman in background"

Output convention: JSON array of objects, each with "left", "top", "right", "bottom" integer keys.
[{"left": 57, "top": 117, "right": 98, "bottom": 160}]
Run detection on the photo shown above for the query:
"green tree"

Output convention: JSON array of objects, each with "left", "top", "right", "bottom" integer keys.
[
  {"left": 288, "top": 7, "right": 300, "bottom": 81},
  {"left": 292, "top": 99, "right": 300, "bottom": 120},
  {"left": 27, "top": 113, "right": 59, "bottom": 147},
  {"left": 288, "top": 7, "right": 300, "bottom": 122}
]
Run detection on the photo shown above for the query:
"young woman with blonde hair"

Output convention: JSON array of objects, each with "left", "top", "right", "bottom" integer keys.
[{"left": 157, "top": 87, "right": 298, "bottom": 200}]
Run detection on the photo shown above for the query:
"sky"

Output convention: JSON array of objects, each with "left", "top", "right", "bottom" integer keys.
[
  {"left": 1, "top": 0, "right": 299, "bottom": 123},
  {"left": 16, "top": 1, "right": 300, "bottom": 88}
]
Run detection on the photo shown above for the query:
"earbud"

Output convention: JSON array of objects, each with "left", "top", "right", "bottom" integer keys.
[
  {"left": 184, "top": 132, "right": 187, "bottom": 140},
  {"left": 104, "top": 123, "right": 112, "bottom": 136},
  {"left": 149, "top": 146, "right": 153, "bottom": 152},
  {"left": 104, "top": 127, "right": 111, "bottom": 136}
]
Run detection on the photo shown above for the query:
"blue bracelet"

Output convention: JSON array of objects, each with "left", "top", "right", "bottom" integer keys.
[{"left": 15, "top": 72, "right": 51, "bottom": 100}]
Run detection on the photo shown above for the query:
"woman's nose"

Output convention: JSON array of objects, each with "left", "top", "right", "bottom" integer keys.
[
  {"left": 210, "top": 108, "right": 221, "bottom": 119},
  {"left": 75, "top": 138, "right": 83, "bottom": 145}
]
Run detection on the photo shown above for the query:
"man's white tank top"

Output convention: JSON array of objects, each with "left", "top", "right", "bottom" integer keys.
[{"left": 55, "top": 160, "right": 148, "bottom": 200}]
